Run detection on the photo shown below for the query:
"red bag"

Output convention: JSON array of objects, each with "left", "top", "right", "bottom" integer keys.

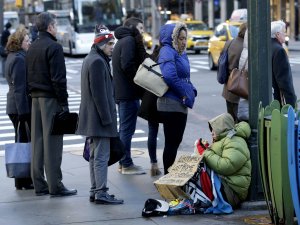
[{"left": 200, "top": 167, "right": 214, "bottom": 201}]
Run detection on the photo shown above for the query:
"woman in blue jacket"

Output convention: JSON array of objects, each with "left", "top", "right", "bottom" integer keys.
[{"left": 157, "top": 22, "right": 197, "bottom": 174}]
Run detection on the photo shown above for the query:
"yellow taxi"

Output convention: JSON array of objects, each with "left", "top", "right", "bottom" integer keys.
[
  {"left": 143, "top": 32, "right": 153, "bottom": 49},
  {"left": 207, "top": 20, "right": 243, "bottom": 70},
  {"left": 166, "top": 20, "right": 213, "bottom": 54}
]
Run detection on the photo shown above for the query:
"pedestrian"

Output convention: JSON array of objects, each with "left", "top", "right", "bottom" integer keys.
[
  {"left": 237, "top": 29, "right": 249, "bottom": 122},
  {"left": 271, "top": 20, "right": 297, "bottom": 106},
  {"left": 157, "top": 22, "right": 197, "bottom": 174},
  {"left": 76, "top": 24, "right": 123, "bottom": 205},
  {"left": 26, "top": 12, "right": 77, "bottom": 197},
  {"left": 112, "top": 17, "right": 146, "bottom": 175},
  {"left": 5, "top": 25, "right": 33, "bottom": 190},
  {"left": 1, "top": 22, "right": 12, "bottom": 49},
  {"left": 202, "top": 113, "right": 251, "bottom": 209},
  {"left": 136, "top": 41, "right": 162, "bottom": 176},
  {"left": 222, "top": 22, "right": 247, "bottom": 123}
]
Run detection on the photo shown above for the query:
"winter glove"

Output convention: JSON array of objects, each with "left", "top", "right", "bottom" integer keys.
[
  {"left": 196, "top": 138, "right": 209, "bottom": 155},
  {"left": 58, "top": 105, "right": 69, "bottom": 120}
]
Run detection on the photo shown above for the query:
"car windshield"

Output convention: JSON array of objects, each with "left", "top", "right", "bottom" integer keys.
[
  {"left": 186, "top": 23, "right": 208, "bottom": 31},
  {"left": 229, "top": 25, "right": 240, "bottom": 38}
]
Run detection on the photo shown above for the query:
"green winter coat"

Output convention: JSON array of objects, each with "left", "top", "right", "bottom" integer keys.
[{"left": 204, "top": 113, "right": 251, "bottom": 201}]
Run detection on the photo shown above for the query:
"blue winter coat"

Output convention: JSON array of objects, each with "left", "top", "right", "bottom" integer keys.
[{"left": 158, "top": 23, "right": 197, "bottom": 109}]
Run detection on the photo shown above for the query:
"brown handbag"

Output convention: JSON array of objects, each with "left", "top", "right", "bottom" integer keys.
[{"left": 227, "top": 58, "right": 249, "bottom": 99}]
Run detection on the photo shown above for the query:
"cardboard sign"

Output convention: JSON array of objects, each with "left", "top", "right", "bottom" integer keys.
[{"left": 154, "top": 154, "right": 203, "bottom": 200}]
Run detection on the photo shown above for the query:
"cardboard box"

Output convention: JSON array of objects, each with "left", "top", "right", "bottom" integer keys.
[{"left": 154, "top": 154, "right": 203, "bottom": 200}]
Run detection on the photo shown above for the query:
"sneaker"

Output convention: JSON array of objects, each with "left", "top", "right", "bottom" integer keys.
[
  {"left": 150, "top": 163, "right": 162, "bottom": 176},
  {"left": 121, "top": 164, "right": 146, "bottom": 175},
  {"left": 94, "top": 193, "right": 124, "bottom": 205}
]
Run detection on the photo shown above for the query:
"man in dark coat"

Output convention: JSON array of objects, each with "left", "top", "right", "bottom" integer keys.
[
  {"left": 271, "top": 20, "right": 297, "bottom": 106},
  {"left": 112, "top": 17, "right": 146, "bottom": 175},
  {"left": 1, "top": 22, "right": 12, "bottom": 48},
  {"left": 26, "top": 12, "right": 77, "bottom": 197},
  {"left": 76, "top": 25, "right": 123, "bottom": 205}
]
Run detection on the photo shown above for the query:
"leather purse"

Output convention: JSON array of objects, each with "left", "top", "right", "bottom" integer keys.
[
  {"left": 227, "top": 58, "right": 249, "bottom": 99},
  {"left": 134, "top": 58, "right": 172, "bottom": 97}
]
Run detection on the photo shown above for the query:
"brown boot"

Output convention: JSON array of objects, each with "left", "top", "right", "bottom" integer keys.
[{"left": 150, "top": 163, "right": 162, "bottom": 176}]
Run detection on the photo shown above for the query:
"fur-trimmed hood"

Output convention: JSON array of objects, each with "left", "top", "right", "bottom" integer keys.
[{"left": 159, "top": 22, "right": 187, "bottom": 54}]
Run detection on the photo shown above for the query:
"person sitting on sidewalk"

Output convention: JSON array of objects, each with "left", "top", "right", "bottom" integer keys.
[{"left": 202, "top": 113, "right": 251, "bottom": 209}]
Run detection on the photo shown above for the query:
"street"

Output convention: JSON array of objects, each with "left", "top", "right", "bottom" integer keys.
[{"left": 0, "top": 51, "right": 300, "bottom": 154}]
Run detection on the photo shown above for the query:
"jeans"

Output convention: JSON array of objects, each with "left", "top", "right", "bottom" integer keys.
[
  {"left": 160, "top": 111, "right": 187, "bottom": 174},
  {"left": 148, "top": 121, "right": 159, "bottom": 163},
  {"left": 118, "top": 100, "right": 140, "bottom": 168}
]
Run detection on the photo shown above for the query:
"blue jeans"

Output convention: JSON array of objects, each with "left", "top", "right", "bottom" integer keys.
[
  {"left": 148, "top": 121, "right": 159, "bottom": 163},
  {"left": 118, "top": 100, "right": 140, "bottom": 167}
]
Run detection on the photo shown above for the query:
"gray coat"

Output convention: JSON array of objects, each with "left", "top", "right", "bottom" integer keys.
[
  {"left": 76, "top": 47, "right": 118, "bottom": 137},
  {"left": 5, "top": 50, "right": 31, "bottom": 115}
]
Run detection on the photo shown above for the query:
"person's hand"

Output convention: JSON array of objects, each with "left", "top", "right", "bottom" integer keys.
[
  {"left": 58, "top": 105, "right": 69, "bottom": 120},
  {"left": 196, "top": 138, "right": 210, "bottom": 155}
]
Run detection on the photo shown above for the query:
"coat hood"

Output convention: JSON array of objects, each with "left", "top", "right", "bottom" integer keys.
[
  {"left": 208, "top": 113, "right": 251, "bottom": 140},
  {"left": 114, "top": 26, "right": 133, "bottom": 39},
  {"left": 159, "top": 22, "right": 187, "bottom": 54}
]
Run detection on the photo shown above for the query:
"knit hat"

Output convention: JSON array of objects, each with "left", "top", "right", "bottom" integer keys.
[{"left": 94, "top": 24, "right": 114, "bottom": 46}]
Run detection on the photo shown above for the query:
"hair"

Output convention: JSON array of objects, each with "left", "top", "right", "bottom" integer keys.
[
  {"left": 123, "top": 17, "right": 143, "bottom": 28},
  {"left": 6, "top": 25, "right": 28, "bottom": 52},
  {"left": 271, "top": 20, "right": 286, "bottom": 38},
  {"left": 5, "top": 22, "right": 12, "bottom": 29},
  {"left": 238, "top": 22, "right": 247, "bottom": 38},
  {"left": 35, "top": 12, "right": 56, "bottom": 32}
]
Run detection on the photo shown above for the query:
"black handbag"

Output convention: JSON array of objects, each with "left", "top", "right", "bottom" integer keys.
[
  {"left": 51, "top": 112, "right": 78, "bottom": 135},
  {"left": 83, "top": 136, "right": 125, "bottom": 166}
]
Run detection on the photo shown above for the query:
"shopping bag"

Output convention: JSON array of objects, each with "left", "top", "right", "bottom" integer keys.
[
  {"left": 5, "top": 121, "right": 31, "bottom": 178},
  {"left": 134, "top": 58, "right": 172, "bottom": 97},
  {"left": 82, "top": 136, "right": 125, "bottom": 166},
  {"left": 5, "top": 142, "right": 31, "bottom": 178},
  {"left": 227, "top": 59, "right": 249, "bottom": 99}
]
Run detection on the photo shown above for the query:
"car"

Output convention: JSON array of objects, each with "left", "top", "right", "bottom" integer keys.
[
  {"left": 143, "top": 32, "right": 153, "bottom": 49},
  {"left": 166, "top": 19, "right": 213, "bottom": 54},
  {"left": 207, "top": 20, "right": 243, "bottom": 70}
]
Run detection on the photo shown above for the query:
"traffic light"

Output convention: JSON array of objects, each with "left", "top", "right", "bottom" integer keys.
[{"left": 15, "top": 0, "right": 22, "bottom": 8}]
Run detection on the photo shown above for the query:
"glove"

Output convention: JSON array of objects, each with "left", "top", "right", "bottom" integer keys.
[
  {"left": 196, "top": 138, "right": 209, "bottom": 155},
  {"left": 58, "top": 105, "right": 69, "bottom": 120}
]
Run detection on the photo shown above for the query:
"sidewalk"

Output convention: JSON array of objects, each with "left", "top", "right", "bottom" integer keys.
[{"left": 0, "top": 147, "right": 270, "bottom": 225}]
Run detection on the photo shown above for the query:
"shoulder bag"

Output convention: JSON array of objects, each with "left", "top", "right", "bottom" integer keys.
[
  {"left": 5, "top": 122, "right": 31, "bottom": 178},
  {"left": 134, "top": 58, "right": 172, "bottom": 97},
  {"left": 227, "top": 58, "right": 249, "bottom": 99}
]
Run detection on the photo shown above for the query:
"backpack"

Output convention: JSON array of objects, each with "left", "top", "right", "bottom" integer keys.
[{"left": 217, "top": 40, "right": 233, "bottom": 84}]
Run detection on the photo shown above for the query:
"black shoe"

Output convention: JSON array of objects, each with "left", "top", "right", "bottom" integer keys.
[
  {"left": 94, "top": 193, "right": 124, "bottom": 205},
  {"left": 23, "top": 184, "right": 34, "bottom": 190},
  {"left": 90, "top": 193, "right": 115, "bottom": 202},
  {"left": 35, "top": 190, "right": 50, "bottom": 196},
  {"left": 50, "top": 187, "right": 77, "bottom": 197}
]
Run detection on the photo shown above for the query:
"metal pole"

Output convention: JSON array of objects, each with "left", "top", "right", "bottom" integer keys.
[{"left": 248, "top": 0, "right": 272, "bottom": 200}]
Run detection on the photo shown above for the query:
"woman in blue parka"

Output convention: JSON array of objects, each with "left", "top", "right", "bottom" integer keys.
[{"left": 157, "top": 22, "right": 197, "bottom": 174}]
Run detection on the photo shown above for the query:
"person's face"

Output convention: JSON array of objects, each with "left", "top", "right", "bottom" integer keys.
[
  {"left": 275, "top": 27, "right": 286, "bottom": 44},
  {"left": 135, "top": 22, "right": 144, "bottom": 34},
  {"left": 48, "top": 20, "right": 57, "bottom": 37},
  {"left": 211, "top": 130, "right": 217, "bottom": 142},
  {"left": 21, "top": 34, "right": 31, "bottom": 51},
  {"left": 102, "top": 40, "right": 115, "bottom": 57},
  {"left": 177, "top": 29, "right": 187, "bottom": 53}
]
